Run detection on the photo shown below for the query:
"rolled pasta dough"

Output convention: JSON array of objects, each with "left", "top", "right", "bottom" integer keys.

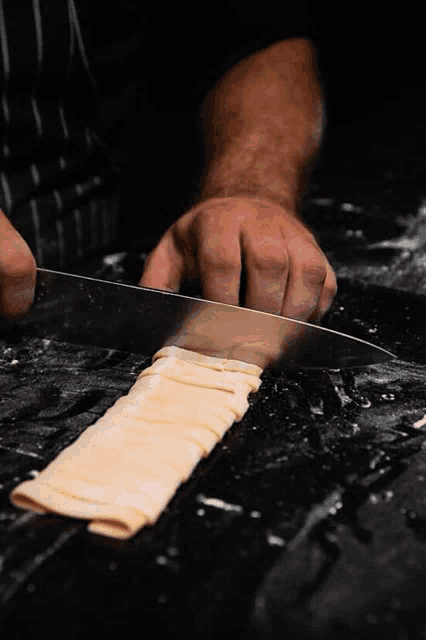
[{"left": 9, "top": 346, "right": 263, "bottom": 539}]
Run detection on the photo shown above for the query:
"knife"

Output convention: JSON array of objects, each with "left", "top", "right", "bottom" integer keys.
[{"left": 0, "top": 268, "right": 395, "bottom": 370}]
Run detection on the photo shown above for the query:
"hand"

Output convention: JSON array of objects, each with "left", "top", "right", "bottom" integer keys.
[
  {"left": 139, "top": 197, "right": 337, "bottom": 322},
  {"left": 0, "top": 209, "right": 37, "bottom": 318}
]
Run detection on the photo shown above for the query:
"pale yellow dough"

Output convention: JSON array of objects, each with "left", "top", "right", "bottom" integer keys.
[{"left": 9, "top": 346, "right": 263, "bottom": 539}]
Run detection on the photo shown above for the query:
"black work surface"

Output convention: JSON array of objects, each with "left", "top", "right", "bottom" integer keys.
[{"left": 1, "top": 268, "right": 426, "bottom": 639}]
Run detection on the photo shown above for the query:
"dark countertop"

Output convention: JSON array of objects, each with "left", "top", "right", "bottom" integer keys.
[{"left": 1, "top": 179, "right": 426, "bottom": 639}]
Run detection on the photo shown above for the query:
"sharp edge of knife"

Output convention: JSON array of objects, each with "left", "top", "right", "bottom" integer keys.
[{"left": 0, "top": 268, "right": 398, "bottom": 370}]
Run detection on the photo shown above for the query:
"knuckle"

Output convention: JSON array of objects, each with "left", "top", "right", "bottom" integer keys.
[
  {"left": 300, "top": 259, "right": 328, "bottom": 284},
  {"left": 251, "top": 250, "right": 288, "bottom": 273},
  {"left": 202, "top": 249, "right": 240, "bottom": 273},
  {"left": 325, "top": 276, "right": 338, "bottom": 298}
]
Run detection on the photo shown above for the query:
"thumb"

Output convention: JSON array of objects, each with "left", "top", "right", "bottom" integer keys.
[{"left": 138, "top": 230, "right": 185, "bottom": 293}]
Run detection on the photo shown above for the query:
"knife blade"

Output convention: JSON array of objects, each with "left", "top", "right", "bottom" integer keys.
[{"left": 0, "top": 268, "right": 395, "bottom": 370}]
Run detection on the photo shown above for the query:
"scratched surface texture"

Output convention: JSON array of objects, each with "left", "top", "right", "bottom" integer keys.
[{"left": 1, "top": 184, "right": 426, "bottom": 639}]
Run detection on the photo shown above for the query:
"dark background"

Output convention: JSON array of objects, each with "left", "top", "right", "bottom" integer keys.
[{"left": 80, "top": 2, "right": 426, "bottom": 249}]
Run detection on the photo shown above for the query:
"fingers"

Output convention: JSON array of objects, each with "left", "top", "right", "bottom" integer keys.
[
  {"left": 137, "top": 200, "right": 338, "bottom": 324},
  {"left": 280, "top": 236, "right": 337, "bottom": 322},
  {"left": 197, "top": 250, "right": 241, "bottom": 306},
  {"left": 240, "top": 211, "right": 337, "bottom": 319},
  {"left": 310, "top": 265, "right": 338, "bottom": 323},
  {"left": 0, "top": 209, "right": 37, "bottom": 318},
  {"left": 138, "top": 229, "right": 185, "bottom": 293},
  {"left": 241, "top": 228, "right": 289, "bottom": 314},
  {"left": 191, "top": 209, "right": 242, "bottom": 306}
]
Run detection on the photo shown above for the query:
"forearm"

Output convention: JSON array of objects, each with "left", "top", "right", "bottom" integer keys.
[{"left": 196, "top": 38, "right": 325, "bottom": 212}]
